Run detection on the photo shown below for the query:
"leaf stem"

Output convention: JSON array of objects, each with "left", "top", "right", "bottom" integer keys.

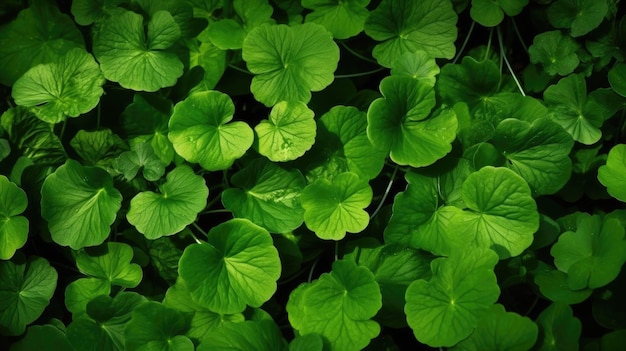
[
  {"left": 307, "top": 256, "right": 321, "bottom": 283},
  {"left": 497, "top": 26, "right": 526, "bottom": 96},
  {"left": 335, "top": 67, "right": 387, "bottom": 79},
  {"left": 334, "top": 241, "right": 339, "bottom": 261},
  {"left": 191, "top": 222, "right": 208, "bottom": 239},
  {"left": 370, "top": 164, "right": 399, "bottom": 219},
  {"left": 453, "top": 20, "right": 476, "bottom": 64},
  {"left": 202, "top": 208, "right": 232, "bottom": 215},
  {"left": 339, "top": 41, "right": 379, "bottom": 65},
  {"left": 96, "top": 102, "right": 101, "bottom": 129},
  {"left": 228, "top": 63, "right": 254, "bottom": 76},
  {"left": 511, "top": 17, "right": 529, "bottom": 54},
  {"left": 59, "top": 119, "right": 68, "bottom": 141},
  {"left": 484, "top": 28, "right": 494, "bottom": 61}
]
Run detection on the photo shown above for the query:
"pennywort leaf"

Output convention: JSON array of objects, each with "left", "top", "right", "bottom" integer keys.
[
  {"left": 529, "top": 30, "right": 579, "bottom": 76},
  {"left": 547, "top": 0, "right": 608, "bottom": 37},
  {"left": 76, "top": 242, "right": 143, "bottom": 288},
  {"left": 0, "top": 176, "right": 28, "bottom": 260},
  {"left": 124, "top": 301, "right": 193, "bottom": 351},
  {"left": 302, "top": 0, "right": 370, "bottom": 39},
  {"left": 598, "top": 144, "right": 626, "bottom": 202},
  {"left": 470, "top": 0, "right": 528, "bottom": 27}
]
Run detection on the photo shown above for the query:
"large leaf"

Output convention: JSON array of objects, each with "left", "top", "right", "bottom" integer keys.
[
  {"left": 0, "top": 255, "right": 58, "bottom": 336},
  {"left": 76, "top": 242, "right": 143, "bottom": 288},
  {"left": 0, "top": 176, "right": 28, "bottom": 260},
  {"left": 168, "top": 91, "right": 253, "bottom": 171},
  {"left": 196, "top": 320, "right": 288, "bottom": 351},
  {"left": 93, "top": 9, "right": 183, "bottom": 92},
  {"left": 222, "top": 158, "right": 306, "bottom": 233},
  {"left": 127, "top": 165, "right": 208, "bottom": 239},
  {"left": 302, "top": 0, "right": 370, "bottom": 39},
  {"left": 10, "top": 324, "right": 74, "bottom": 351},
  {"left": 547, "top": 0, "right": 608, "bottom": 37},
  {"left": 242, "top": 23, "right": 339, "bottom": 106},
  {"left": 12, "top": 48, "right": 105, "bottom": 124},
  {"left": 598, "top": 144, "right": 626, "bottom": 202},
  {"left": 405, "top": 248, "right": 500, "bottom": 347},
  {"left": 364, "top": 0, "right": 457, "bottom": 67},
  {"left": 0, "top": 0, "right": 84, "bottom": 86},
  {"left": 287, "top": 259, "right": 382, "bottom": 351},
  {"left": 300, "top": 172, "right": 372, "bottom": 240},
  {"left": 124, "top": 301, "right": 193, "bottom": 351},
  {"left": 40, "top": 160, "right": 122, "bottom": 249},
  {"left": 178, "top": 219, "right": 281, "bottom": 314}
]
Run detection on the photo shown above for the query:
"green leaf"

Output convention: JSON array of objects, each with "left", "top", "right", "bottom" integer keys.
[
  {"left": 547, "top": 0, "right": 608, "bottom": 37},
  {"left": 529, "top": 30, "right": 580, "bottom": 76},
  {"left": 533, "top": 263, "right": 593, "bottom": 304},
  {"left": 367, "top": 76, "right": 458, "bottom": 167},
  {"left": 76, "top": 242, "right": 143, "bottom": 288},
  {"left": 206, "top": 0, "right": 274, "bottom": 49},
  {"left": 40, "top": 160, "right": 122, "bottom": 249},
  {"left": 70, "top": 129, "right": 126, "bottom": 167},
  {"left": 300, "top": 172, "right": 372, "bottom": 240},
  {"left": 178, "top": 219, "right": 281, "bottom": 314},
  {"left": 163, "top": 279, "right": 245, "bottom": 343},
  {"left": 0, "top": 0, "right": 84, "bottom": 86},
  {"left": 168, "top": 91, "right": 253, "bottom": 171},
  {"left": 64, "top": 277, "right": 110, "bottom": 316},
  {"left": 12, "top": 48, "right": 105, "bottom": 124},
  {"left": 287, "top": 259, "right": 382, "bottom": 351},
  {"left": 364, "top": 0, "right": 458, "bottom": 67},
  {"left": 289, "top": 334, "right": 324, "bottom": 351},
  {"left": 10, "top": 324, "right": 74, "bottom": 351},
  {"left": 0, "top": 255, "right": 58, "bottom": 336},
  {"left": 450, "top": 304, "right": 538, "bottom": 351},
  {"left": 0, "top": 176, "right": 28, "bottom": 260},
  {"left": 598, "top": 144, "right": 626, "bottom": 202},
  {"left": 66, "top": 292, "right": 147, "bottom": 351},
  {"left": 302, "top": 0, "right": 370, "bottom": 39},
  {"left": 114, "top": 142, "right": 166, "bottom": 182},
  {"left": 124, "top": 301, "right": 193, "bottom": 351},
  {"left": 196, "top": 320, "right": 288, "bottom": 351},
  {"left": 405, "top": 248, "right": 500, "bottom": 347},
  {"left": 609, "top": 63, "right": 626, "bottom": 97},
  {"left": 390, "top": 51, "right": 440, "bottom": 87},
  {"left": 491, "top": 118, "right": 574, "bottom": 195},
  {"left": 127, "top": 165, "right": 208, "bottom": 239},
  {"left": 449, "top": 166, "right": 539, "bottom": 259},
  {"left": 70, "top": 0, "right": 125, "bottom": 26},
  {"left": 534, "top": 302, "right": 581, "bottom": 350},
  {"left": 254, "top": 101, "right": 316, "bottom": 162},
  {"left": 438, "top": 57, "right": 501, "bottom": 109},
  {"left": 188, "top": 33, "right": 227, "bottom": 93},
  {"left": 222, "top": 158, "right": 306, "bottom": 233},
  {"left": 242, "top": 23, "right": 339, "bottom": 106},
  {"left": 93, "top": 9, "right": 183, "bottom": 92},
  {"left": 470, "top": 0, "right": 528, "bottom": 27},
  {"left": 551, "top": 214, "right": 626, "bottom": 289}
]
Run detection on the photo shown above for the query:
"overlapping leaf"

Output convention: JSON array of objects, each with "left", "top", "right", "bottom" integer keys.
[
  {"left": 598, "top": 144, "right": 626, "bottom": 202},
  {"left": 0, "top": 176, "right": 28, "bottom": 260},
  {"left": 124, "top": 301, "right": 193, "bottom": 351},
  {"left": 547, "top": 0, "right": 608, "bottom": 37},
  {"left": 302, "top": 0, "right": 370, "bottom": 39},
  {"left": 206, "top": 0, "right": 274, "bottom": 49},
  {"left": 534, "top": 302, "right": 582, "bottom": 350},
  {"left": 76, "top": 242, "right": 143, "bottom": 288},
  {"left": 391, "top": 51, "right": 440, "bottom": 87},
  {"left": 197, "top": 320, "right": 288, "bottom": 351},
  {"left": 529, "top": 30, "right": 579, "bottom": 76},
  {"left": 470, "top": 0, "right": 528, "bottom": 27}
]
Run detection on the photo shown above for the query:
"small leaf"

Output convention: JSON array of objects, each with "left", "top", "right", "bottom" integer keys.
[
  {"left": 390, "top": 51, "right": 440, "bottom": 87},
  {"left": 222, "top": 158, "right": 306, "bottom": 233},
  {"left": 124, "top": 301, "right": 193, "bottom": 351},
  {"left": 598, "top": 144, "right": 626, "bottom": 202},
  {"left": 40, "top": 160, "right": 122, "bottom": 249},
  {"left": 206, "top": 0, "right": 274, "bottom": 49},
  {"left": 76, "top": 242, "right": 143, "bottom": 288},
  {"left": 470, "top": 0, "right": 528, "bottom": 27},
  {"left": 242, "top": 23, "right": 339, "bottom": 106},
  {"left": 254, "top": 101, "right": 316, "bottom": 162},
  {"left": 0, "top": 176, "right": 28, "bottom": 260},
  {"left": 114, "top": 142, "right": 166, "bottom": 182},
  {"left": 547, "top": 0, "right": 608, "bottom": 37},
  {"left": 168, "top": 91, "right": 253, "bottom": 171},
  {"left": 178, "top": 219, "right": 281, "bottom": 314},
  {"left": 364, "top": 0, "right": 458, "bottom": 67},
  {"left": 301, "top": 172, "right": 372, "bottom": 240},
  {"left": 127, "top": 165, "right": 208, "bottom": 239},
  {"left": 608, "top": 63, "right": 626, "bottom": 97},
  {"left": 534, "top": 302, "right": 581, "bottom": 350},
  {"left": 70, "top": 129, "right": 125, "bottom": 167},
  {"left": 0, "top": 255, "right": 58, "bottom": 336},
  {"left": 302, "top": 0, "right": 370, "bottom": 39},
  {"left": 12, "top": 48, "right": 105, "bottom": 124},
  {"left": 529, "top": 30, "right": 579, "bottom": 76}
]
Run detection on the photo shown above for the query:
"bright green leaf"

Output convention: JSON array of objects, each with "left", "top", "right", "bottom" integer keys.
[
  {"left": 533, "top": 263, "right": 593, "bottom": 304},
  {"left": 70, "top": 129, "right": 125, "bottom": 167},
  {"left": 197, "top": 319, "right": 288, "bottom": 351},
  {"left": 534, "top": 302, "right": 581, "bottom": 351},
  {"left": 10, "top": 324, "right": 74, "bottom": 351},
  {"left": 287, "top": 259, "right": 382, "bottom": 351},
  {"left": 178, "top": 219, "right": 281, "bottom": 314},
  {"left": 40, "top": 160, "right": 122, "bottom": 249},
  {"left": 405, "top": 248, "right": 500, "bottom": 347},
  {"left": 0, "top": 255, "right": 58, "bottom": 336},
  {"left": 390, "top": 51, "right": 440, "bottom": 87},
  {"left": 367, "top": 76, "right": 458, "bottom": 167},
  {"left": 206, "top": 0, "right": 274, "bottom": 49},
  {"left": 93, "top": 9, "right": 183, "bottom": 92},
  {"left": 254, "top": 101, "right": 316, "bottom": 162},
  {"left": 300, "top": 172, "right": 372, "bottom": 240},
  {"left": 222, "top": 158, "right": 306, "bottom": 233},
  {"left": 547, "top": 0, "right": 608, "bottom": 37},
  {"left": 127, "top": 165, "right": 208, "bottom": 239},
  {"left": 598, "top": 144, "right": 626, "bottom": 202},
  {"left": 289, "top": 334, "right": 324, "bottom": 351},
  {"left": 124, "top": 301, "right": 193, "bottom": 351},
  {"left": 12, "top": 48, "right": 104, "bottom": 124},
  {"left": 64, "top": 278, "right": 110, "bottom": 316},
  {"left": 364, "top": 0, "right": 457, "bottom": 67},
  {"left": 0, "top": 0, "right": 84, "bottom": 86},
  {"left": 302, "top": 0, "right": 370, "bottom": 39},
  {"left": 114, "top": 142, "right": 165, "bottom": 182},
  {"left": 76, "top": 242, "right": 143, "bottom": 288},
  {"left": 0, "top": 176, "right": 28, "bottom": 260},
  {"left": 470, "top": 0, "right": 528, "bottom": 27},
  {"left": 529, "top": 30, "right": 580, "bottom": 76},
  {"left": 188, "top": 33, "right": 227, "bottom": 93},
  {"left": 168, "top": 91, "right": 253, "bottom": 171},
  {"left": 242, "top": 23, "right": 339, "bottom": 106}
]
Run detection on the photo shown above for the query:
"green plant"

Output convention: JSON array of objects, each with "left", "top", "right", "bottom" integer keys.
[{"left": 1, "top": 0, "right": 626, "bottom": 350}]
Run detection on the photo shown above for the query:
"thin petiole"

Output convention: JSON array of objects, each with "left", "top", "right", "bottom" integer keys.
[
  {"left": 335, "top": 67, "right": 387, "bottom": 79},
  {"left": 307, "top": 257, "right": 321, "bottom": 283},
  {"left": 511, "top": 17, "right": 529, "bottom": 54},
  {"left": 370, "top": 164, "right": 399, "bottom": 219},
  {"left": 498, "top": 26, "right": 526, "bottom": 96},
  {"left": 453, "top": 20, "right": 476, "bottom": 64},
  {"left": 339, "top": 41, "right": 379, "bottom": 65},
  {"left": 228, "top": 63, "right": 254, "bottom": 75},
  {"left": 484, "top": 27, "right": 494, "bottom": 61},
  {"left": 191, "top": 222, "right": 208, "bottom": 238}
]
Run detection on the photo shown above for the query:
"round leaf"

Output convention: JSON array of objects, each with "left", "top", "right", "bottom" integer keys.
[
  {"left": 0, "top": 255, "right": 58, "bottom": 336},
  {"left": 547, "top": 0, "right": 608, "bottom": 37},
  {"left": 64, "top": 277, "right": 111, "bottom": 316},
  {"left": 534, "top": 302, "right": 582, "bottom": 350},
  {"left": 390, "top": 51, "right": 440, "bottom": 87},
  {"left": 609, "top": 63, "right": 626, "bottom": 97},
  {"left": 254, "top": 101, "right": 316, "bottom": 162},
  {"left": 197, "top": 320, "right": 288, "bottom": 351},
  {"left": 93, "top": 9, "right": 183, "bottom": 92},
  {"left": 76, "top": 242, "right": 143, "bottom": 288},
  {"left": 438, "top": 56, "right": 501, "bottom": 109},
  {"left": 127, "top": 165, "right": 208, "bottom": 239},
  {"left": 10, "top": 324, "right": 74, "bottom": 351},
  {"left": 364, "top": 0, "right": 458, "bottom": 67},
  {"left": 12, "top": 48, "right": 105, "bottom": 124},
  {"left": 41, "top": 160, "right": 122, "bottom": 250},
  {"left": 168, "top": 91, "right": 253, "bottom": 171},
  {"left": 0, "top": 176, "right": 28, "bottom": 260},
  {"left": 470, "top": 0, "right": 528, "bottom": 27},
  {"left": 302, "top": 0, "right": 370, "bottom": 39},
  {"left": 222, "top": 158, "right": 306, "bottom": 233},
  {"left": 124, "top": 301, "right": 193, "bottom": 351},
  {"left": 178, "top": 219, "right": 281, "bottom": 314},
  {"left": 242, "top": 23, "right": 339, "bottom": 106},
  {"left": 300, "top": 172, "right": 372, "bottom": 240},
  {"left": 529, "top": 30, "right": 579, "bottom": 76},
  {"left": 71, "top": 0, "right": 125, "bottom": 26},
  {"left": 598, "top": 144, "right": 626, "bottom": 202}
]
